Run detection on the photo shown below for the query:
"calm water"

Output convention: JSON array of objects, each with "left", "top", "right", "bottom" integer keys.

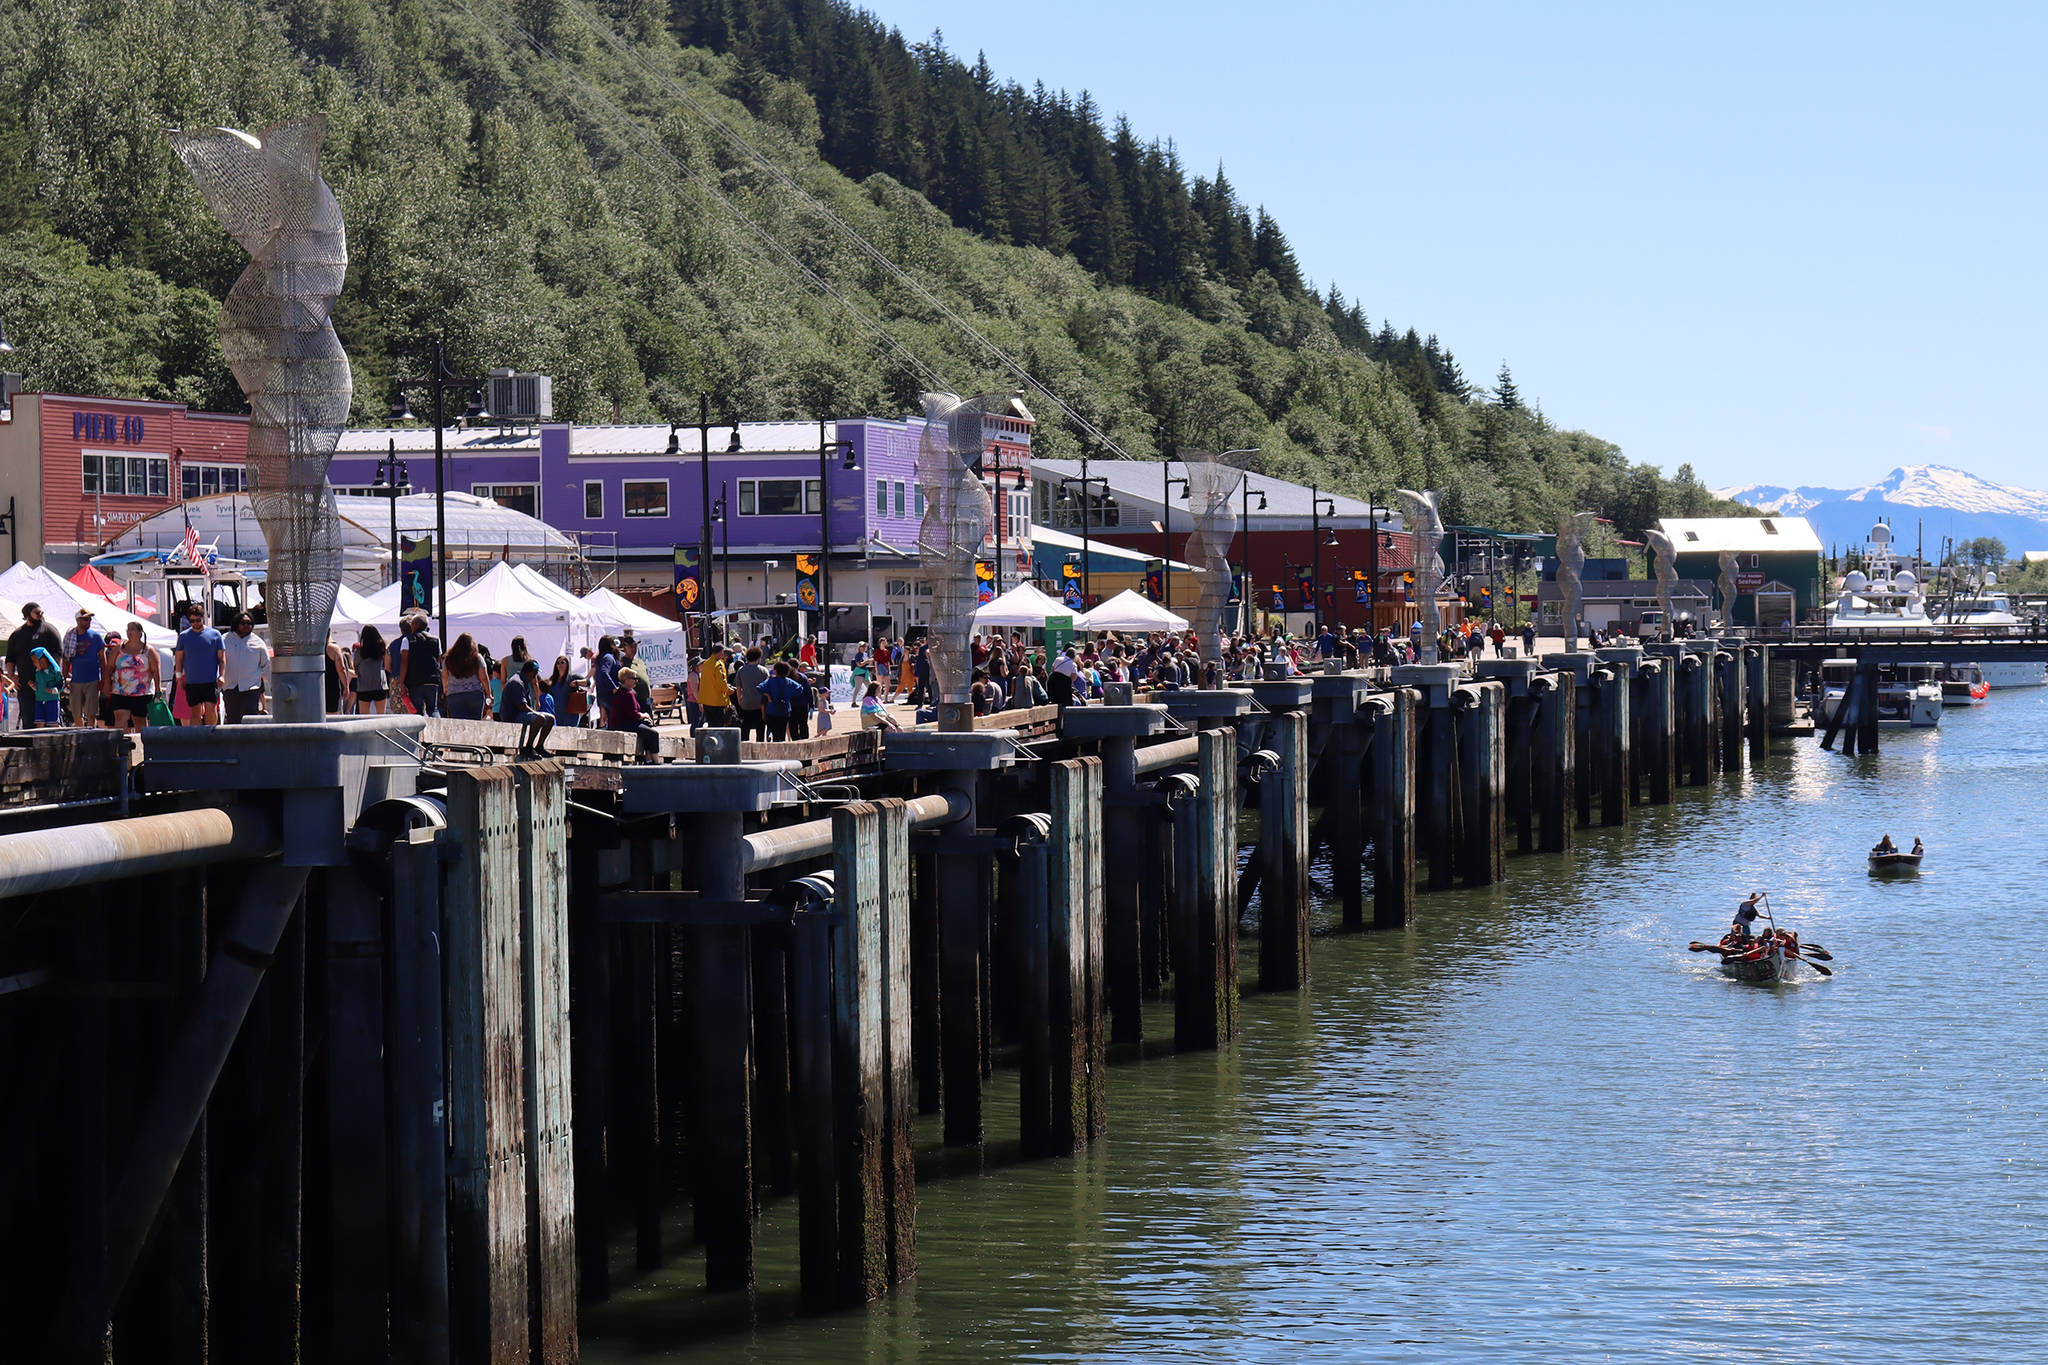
[{"left": 584, "top": 689, "right": 2048, "bottom": 1363}]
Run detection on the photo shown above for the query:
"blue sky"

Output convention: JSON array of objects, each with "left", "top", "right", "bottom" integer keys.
[{"left": 861, "top": 0, "right": 2045, "bottom": 493}]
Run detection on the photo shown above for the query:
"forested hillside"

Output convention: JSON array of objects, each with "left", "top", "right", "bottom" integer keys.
[{"left": 0, "top": 0, "right": 1743, "bottom": 536}]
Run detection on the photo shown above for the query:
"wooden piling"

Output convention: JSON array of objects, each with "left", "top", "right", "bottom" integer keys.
[
  {"left": 566, "top": 831, "right": 612, "bottom": 1307},
  {"left": 829, "top": 803, "right": 888, "bottom": 1305},
  {"left": 1371, "top": 690, "right": 1418, "bottom": 927},
  {"left": 1504, "top": 694, "right": 1535, "bottom": 855},
  {"left": 1596, "top": 668, "right": 1631, "bottom": 828},
  {"left": 1099, "top": 737, "right": 1146, "bottom": 1044},
  {"left": 1173, "top": 731, "right": 1239, "bottom": 1048},
  {"left": 1534, "top": 672, "right": 1574, "bottom": 854},
  {"left": 1745, "top": 646, "right": 1771, "bottom": 758},
  {"left": 444, "top": 767, "right": 531, "bottom": 1365},
  {"left": 937, "top": 839, "right": 985, "bottom": 1145},
  {"left": 1717, "top": 649, "right": 1747, "bottom": 772},
  {"left": 909, "top": 847, "right": 941, "bottom": 1115},
  {"left": 1329, "top": 708, "right": 1370, "bottom": 926},
  {"left": 1456, "top": 683, "right": 1507, "bottom": 885},
  {"left": 390, "top": 832, "right": 452, "bottom": 1363},
  {"left": 1638, "top": 660, "right": 1674, "bottom": 805},
  {"left": 514, "top": 764, "right": 575, "bottom": 1364},
  {"left": 873, "top": 799, "right": 916, "bottom": 1284},
  {"left": 1052, "top": 759, "right": 1107, "bottom": 1142},
  {"left": 688, "top": 811, "right": 755, "bottom": 1289},
  {"left": 320, "top": 861, "right": 391, "bottom": 1365},
  {"left": 1258, "top": 712, "right": 1311, "bottom": 989}
]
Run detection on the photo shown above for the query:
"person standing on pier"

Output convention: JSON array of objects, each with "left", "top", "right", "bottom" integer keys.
[
  {"left": 397, "top": 614, "right": 443, "bottom": 716},
  {"left": 173, "top": 603, "right": 224, "bottom": 726},
  {"left": 7, "top": 603, "right": 61, "bottom": 730},
  {"left": 219, "top": 611, "right": 271, "bottom": 723},
  {"left": 697, "top": 643, "right": 732, "bottom": 728},
  {"left": 61, "top": 608, "right": 106, "bottom": 727}
]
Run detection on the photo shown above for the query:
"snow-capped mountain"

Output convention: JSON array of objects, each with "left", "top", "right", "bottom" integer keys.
[{"left": 1712, "top": 465, "right": 2048, "bottom": 552}]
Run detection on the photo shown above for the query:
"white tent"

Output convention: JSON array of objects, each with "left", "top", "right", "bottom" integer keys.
[
  {"left": 1075, "top": 589, "right": 1189, "bottom": 632},
  {"left": 353, "top": 575, "right": 469, "bottom": 626},
  {"left": 973, "top": 582, "right": 1072, "bottom": 627},
  {"left": 0, "top": 562, "right": 176, "bottom": 647},
  {"left": 581, "top": 585, "right": 684, "bottom": 637},
  {"left": 331, "top": 584, "right": 382, "bottom": 633},
  {"left": 440, "top": 561, "right": 600, "bottom": 660}
]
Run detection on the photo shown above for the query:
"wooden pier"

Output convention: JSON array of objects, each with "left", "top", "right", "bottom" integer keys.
[{"left": 0, "top": 636, "right": 1859, "bottom": 1361}]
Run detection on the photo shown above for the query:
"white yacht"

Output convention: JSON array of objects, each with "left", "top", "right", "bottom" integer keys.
[
  {"left": 1828, "top": 523, "right": 1936, "bottom": 635},
  {"left": 1932, "top": 573, "right": 2047, "bottom": 689},
  {"left": 1815, "top": 658, "right": 1943, "bottom": 730}
]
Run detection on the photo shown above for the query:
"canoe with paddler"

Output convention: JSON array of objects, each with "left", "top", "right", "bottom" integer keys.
[{"left": 1686, "top": 891, "right": 1834, "bottom": 982}]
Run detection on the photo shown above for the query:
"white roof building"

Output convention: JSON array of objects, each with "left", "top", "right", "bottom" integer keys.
[{"left": 1655, "top": 515, "right": 1824, "bottom": 555}]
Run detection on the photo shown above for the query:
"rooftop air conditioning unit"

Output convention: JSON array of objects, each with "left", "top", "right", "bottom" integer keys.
[{"left": 486, "top": 368, "right": 554, "bottom": 422}]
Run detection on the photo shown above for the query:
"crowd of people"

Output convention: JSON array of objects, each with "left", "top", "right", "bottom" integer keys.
[{"left": 7, "top": 594, "right": 1544, "bottom": 751}]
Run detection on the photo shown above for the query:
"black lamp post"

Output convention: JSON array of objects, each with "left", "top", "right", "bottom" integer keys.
[
  {"left": 1164, "top": 458, "right": 1188, "bottom": 609},
  {"left": 1240, "top": 474, "right": 1269, "bottom": 635},
  {"left": 389, "top": 339, "right": 486, "bottom": 641},
  {"left": 372, "top": 438, "right": 410, "bottom": 593},
  {"left": 673, "top": 396, "right": 739, "bottom": 648},
  {"left": 1058, "top": 471, "right": 1109, "bottom": 606},
  {"left": 1361, "top": 500, "right": 1393, "bottom": 634},
  {"left": 1310, "top": 486, "right": 1338, "bottom": 633},
  {"left": 818, "top": 421, "right": 858, "bottom": 643},
  {"left": 716, "top": 485, "right": 731, "bottom": 616}
]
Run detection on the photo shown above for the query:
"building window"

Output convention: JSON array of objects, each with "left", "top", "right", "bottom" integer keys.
[
  {"left": 738, "top": 477, "right": 821, "bottom": 516},
  {"left": 584, "top": 481, "right": 604, "bottom": 519},
  {"left": 84, "top": 452, "right": 170, "bottom": 498},
  {"left": 472, "top": 483, "right": 538, "bottom": 517},
  {"left": 915, "top": 487, "right": 927, "bottom": 518},
  {"left": 894, "top": 481, "right": 906, "bottom": 517},
  {"left": 623, "top": 480, "right": 669, "bottom": 518},
  {"left": 181, "top": 463, "right": 248, "bottom": 499},
  {"left": 875, "top": 481, "right": 888, "bottom": 515}
]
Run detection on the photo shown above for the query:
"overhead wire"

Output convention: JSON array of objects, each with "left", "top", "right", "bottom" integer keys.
[
  {"left": 463, "top": 0, "right": 948, "bottom": 393},
  {"left": 489, "top": 0, "right": 1135, "bottom": 458}
]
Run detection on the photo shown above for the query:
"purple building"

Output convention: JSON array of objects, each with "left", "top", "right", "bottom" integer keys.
[{"left": 328, "top": 406, "right": 1035, "bottom": 635}]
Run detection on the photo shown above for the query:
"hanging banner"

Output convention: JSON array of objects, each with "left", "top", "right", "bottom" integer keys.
[
  {"left": 1294, "top": 564, "right": 1315, "bottom": 611},
  {"left": 672, "top": 545, "right": 701, "bottom": 618},
  {"left": 1269, "top": 585, "right": 1286, "bottom": 612},
  {"left": 1143, "top": 559, "right": 1165, "bottom": 602},
  {"left": 1062, "top": 560, "right": 1084, "bottom": 609},
  {"left": 400, "top": 535, "right": 434, "bottom": 614},
  {"left": 1353, "top": 570, "right": 1371, "bottom": 604},
  {"left": 1229, "top": 564, "right": 1245, "bottom": 606},
  {"left": 975, "top": 558, "right": 996, "bottom": 604},
  {"left": 795, "top": 552, "right": 821, "bottom": 609}
]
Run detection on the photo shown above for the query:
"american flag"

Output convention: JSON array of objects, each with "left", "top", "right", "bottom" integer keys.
[{"left": 181, "top": 509, "right": 204, "bottom": 570}]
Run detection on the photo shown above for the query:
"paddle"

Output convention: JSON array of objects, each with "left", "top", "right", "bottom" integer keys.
[
  {"left": 1689, "top": 941, "right": 1736, "bottom": 955},
  {"left": 1785, "top": 951, "right": 1833, "bottom": 978}
]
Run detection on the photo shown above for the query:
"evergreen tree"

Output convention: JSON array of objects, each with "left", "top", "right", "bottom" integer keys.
[
  {"left": 1250, "top": 207, "right": 1301, "bottom": 291},
  {"left": 1495, "top": 362, "right": 1522, "bottom": 411}
]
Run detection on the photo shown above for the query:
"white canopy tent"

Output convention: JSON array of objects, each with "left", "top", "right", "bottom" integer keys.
[
  {"left": 0, "top": 562, "right": 176, "bottom": 647},
  {"left": 1075, "top": 589, "right": 1190, "bottom": 632},
  {"left": 351, "top": 575, "right": 469, "bottom": 628},
  {"left": 438, "top": 561, "right": 602, "bottom": 660},
  {"left": 581, "top": 585, "right": 684, "bottom": 637},
  {"left": 972, "top": 582, "right": 1072, "bottom": 627}
]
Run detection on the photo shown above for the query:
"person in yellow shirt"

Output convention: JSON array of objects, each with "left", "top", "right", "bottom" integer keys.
[{"left": 697, "top": 643, "right": 733, "bottom": 726}]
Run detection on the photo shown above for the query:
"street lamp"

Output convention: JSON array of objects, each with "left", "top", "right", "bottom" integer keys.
[
  {"left": 372, "top": 438, "right": 411, "bottom": 594},
  {"left": 389, "top": 339, "right": 486, "bottom": 641},
  {"left": 1058, "top": 472, "right": 1109, "bottom": 606},
  {"left": 1164, "top": 460, "right": 1188, "bottom": 609},
  {"left": 678, "top": 396, "right": 738, "bottom": 648},
  {"left": 1361, "top": 500, "right": 1393, "bottom": 635},
  {"left": 1310, "top": 486, "right": 1338, "bottom": 633},
  {"left": 819, "top": 420, "right": 858, "bottom": 644}
]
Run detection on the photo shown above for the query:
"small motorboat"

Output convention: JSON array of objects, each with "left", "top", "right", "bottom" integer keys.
[{"left": 1868, "top": 849, "right": 1923, "bottom": 874}]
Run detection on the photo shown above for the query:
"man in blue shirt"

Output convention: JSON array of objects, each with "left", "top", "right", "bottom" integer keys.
[
  {"left": 63, "top": 608, "right": 107, "bottom": 727},
  {"left": 174, "top": 604, "right": 225, "bottom": 725},
  {"left": 758, "top": 660, "right": 806, "bottom": 741}
]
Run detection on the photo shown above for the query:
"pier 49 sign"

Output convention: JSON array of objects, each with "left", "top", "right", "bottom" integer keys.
[{"left": 75, "top": 412, "right": 149, "bottom": 444}]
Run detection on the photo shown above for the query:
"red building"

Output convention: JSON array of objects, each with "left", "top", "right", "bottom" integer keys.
[{"left": 0, "top": 392, "right": 250, "bottom": 569}]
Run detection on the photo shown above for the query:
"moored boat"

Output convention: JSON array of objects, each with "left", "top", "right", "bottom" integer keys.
[
  {"left": 1939, "top": 662, "right": 1990, "bottom": 705},
  {"left": 1933, "top": 574, "right": 2048, "bottom": 689}
]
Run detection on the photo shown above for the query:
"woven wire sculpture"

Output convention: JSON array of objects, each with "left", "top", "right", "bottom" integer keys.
[
  {"left": 1645, "top": 528, "right": 1678, "bottom": 625},
  {"left": 1557, "top": 510, "right": 1597, "bottom": 650},
  {"left": 1181, "top": 449, "right": 1252, "bottom": 678},
  {"left": 914, "top": 392, "right": 1008, "bottom": 715},
  {"left": 1397, "top": 489, "right": 1447, "bottom": 664},
  {"left": 170, "top": 118, "right": 350, "bottom": 721}
]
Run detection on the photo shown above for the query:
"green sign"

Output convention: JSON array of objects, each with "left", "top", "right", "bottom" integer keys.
[{"left": 1044, "top": 613, "right": 1073, "bottom": 657}]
